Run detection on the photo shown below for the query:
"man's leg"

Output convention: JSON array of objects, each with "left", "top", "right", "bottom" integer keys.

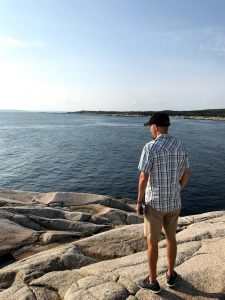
[
  {"left": 166, "top": 235, "right": 177, "bottom": 276},
  {"left": 147, "top": 236, "right": 159, "bottom": 282},
  {"left": 163, "top": 209, "right": 180, "bottom": 276},
  {"left": 144, "top": 205, "right": 163, "bottom": 283}
]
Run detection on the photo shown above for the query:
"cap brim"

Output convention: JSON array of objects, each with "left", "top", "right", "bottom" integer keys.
[{"left": 144, "top": 121, "right": 150, "bottom": 126}]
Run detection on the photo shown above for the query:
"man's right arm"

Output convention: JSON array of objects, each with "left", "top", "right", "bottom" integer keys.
[
  {"left": 136, "top": 171, "right": 149, "bottom": 215},
  {"left": 180, "top": 168, "right": 190, "bottom": 190}
]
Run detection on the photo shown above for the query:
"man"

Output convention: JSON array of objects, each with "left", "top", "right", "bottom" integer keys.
[{"left": 137, "top": 112, "right": 190, "bottom": 294}]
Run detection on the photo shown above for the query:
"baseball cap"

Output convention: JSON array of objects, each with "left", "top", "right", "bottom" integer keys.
[{"left": 144, "top": 112, "right": 170, "bottom": 127}]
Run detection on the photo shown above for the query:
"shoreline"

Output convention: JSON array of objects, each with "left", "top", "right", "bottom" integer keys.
[
  {"left": 66, "top": 109, "right": 225, "bottom": 120},
  {"left": 183, "top": 116, "right": 225, "bottom": 121}
]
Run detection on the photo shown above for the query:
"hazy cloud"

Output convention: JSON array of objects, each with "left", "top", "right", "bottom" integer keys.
[
  {"left": 199, "top": 27, "right": 225, "bottom": 54},
  {"left": 0, "top": 36, "right": 44, "bottom": 48},
  {"left": 148, "top": 26, "right": 225, "bottom": 55}
]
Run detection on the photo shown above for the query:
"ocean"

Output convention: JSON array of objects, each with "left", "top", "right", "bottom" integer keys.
[{"left": 0, "top": 111, "right": 224, "bottom": 216}]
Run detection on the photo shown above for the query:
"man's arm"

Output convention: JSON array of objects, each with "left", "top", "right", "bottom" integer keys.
[
  {"left": 180, "top": 168, "right": 190, "bottom": 190},
  {"left": 136, "top": 171, "right": 149, "bottom": 214}
]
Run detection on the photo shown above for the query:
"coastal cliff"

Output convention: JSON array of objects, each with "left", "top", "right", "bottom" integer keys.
[{"left": 0, "top": 189, "right": 224, "bottom": 299}]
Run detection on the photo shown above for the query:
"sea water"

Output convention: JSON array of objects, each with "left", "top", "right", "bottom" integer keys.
[{"left": 0, "top": 111, "right": 224, "bottom": 216}]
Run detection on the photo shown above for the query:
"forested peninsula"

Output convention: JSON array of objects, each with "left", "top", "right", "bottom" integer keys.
[{"left": 67, "top": 108, "right": 225, "bottom": 119}]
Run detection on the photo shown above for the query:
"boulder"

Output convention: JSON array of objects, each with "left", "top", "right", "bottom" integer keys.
[
  {"left": 0, "top": 218, "right": 40, "bottom": 257},
  {"left": 34, "top": 192, "right": 108, "bottom": 206}
]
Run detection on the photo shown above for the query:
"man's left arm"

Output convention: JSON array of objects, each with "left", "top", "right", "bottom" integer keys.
[
  {"left": 180, "top": 168, "right": 190, "bottom": 191},
  {"left": 136, "top": 171, "right": 149, "bottom": 214}
]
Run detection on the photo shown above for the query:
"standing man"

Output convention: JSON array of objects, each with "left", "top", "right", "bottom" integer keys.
[{"left": 137, "top": 112, "right": 190, "bottom": 294}]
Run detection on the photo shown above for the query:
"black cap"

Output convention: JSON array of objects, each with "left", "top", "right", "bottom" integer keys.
[{"left": 144, "top": 112, "right": 170, "bottom": 127}]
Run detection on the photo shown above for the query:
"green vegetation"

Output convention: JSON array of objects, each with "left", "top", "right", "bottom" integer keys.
[{"left": 67, "top": 109, "right": 225, "bottom": 118}]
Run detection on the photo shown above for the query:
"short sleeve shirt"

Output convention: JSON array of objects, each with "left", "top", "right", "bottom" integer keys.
[{"left": 138, "top": 134, "right": 189, "bottom": 212}]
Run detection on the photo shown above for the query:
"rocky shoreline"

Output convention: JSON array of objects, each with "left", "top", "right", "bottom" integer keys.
[
  {"left": 0, "top": 189, "right": 225, "bottom": 299},
  {"left": 184, "top": 116, "right": 225, "bottom": 121}
]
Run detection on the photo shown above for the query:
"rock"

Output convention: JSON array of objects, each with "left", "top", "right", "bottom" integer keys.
[
  {"left": 0, "top": 189, "right": 40, "bottom": 203},
  {"left": 0, "top": 270, "right": 17, "bottom": 289},
  {"left": 90, "top": 214, "right": 111, "bottom": 225},
  {"left": 0, "top": 244, "right": 95, "bottom": 288},
  {"left": 97, "top": 208, "right": 143, "bottom": 225},
  {"left": 0, "top": 284, "right": 36, "bottom": 300},
  {"left": 48, "top": 203, "right": 63, "bottom": 208},
  {"left": 68, "top": 203, "right": 105, "bottom": 214},
  {"left": 7, "top": 211, "right": 225, "bottom": 298},
  {"left": 126, "top": 213, "right": 143, "bottom": 225},
  {"left": 118, "top": 276, "right": 139, "bottom": 294},
  {"left": 126, "top": 296, "right": 138, "bottom": 300},
  {"left": 30, "top": 270, "right": 83, "bottom": 298},
  {"left": 98, "top": 208, "right": 127, "bottom": 225},
  {"left": 0, "top": 209, "right": 44, "bottom": 231},
  {"left": 28, "top": 215, "right": 111, "bottom": 234},
  {"left": 65, "top": 211, "right": 91, "bottom": 222},
  {"left": 40, "top": 231, "right": 82, "bottom": 245},
  {"left": 168, "top": 237, "right": 225, "bottom": 297},
  {"left": 0, "top": 190, "right": 139, "bottom": 267},
  {"left": 60, "top": 248, "right": 97, "bottom": 270},
  {"left": 1, "top": 189, "right": 225, "bottom": 299},
  {"left": 34, "top": 192, "right": 108, "bottom": 206},
  {"left": 88, "top": 281, "right": 129, "bottom": 300},
  {"left": 35, "top": 192, "right": 135, "bottom": 213},
  {"left": 13, "top": 214, "right": 43, "bottom": 230},
  {"left": 0, "top": 218, "right": 40, "bottom": 256},
  {"left": 73, "top": 224, "right": 146, "bottom": 259},
  {"left": 2, "top": 206, "right": 66, "bottom": 219},
  {"left": 30, "top": 286, "right": 59, "bottom": 300},
  {"left": 104, "top": 198, "right": 135, "bottom": 213}
]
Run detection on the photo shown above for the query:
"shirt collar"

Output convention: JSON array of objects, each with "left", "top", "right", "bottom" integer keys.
[{"left": 155, "top": 133, "right": 169, "bottom": 140}]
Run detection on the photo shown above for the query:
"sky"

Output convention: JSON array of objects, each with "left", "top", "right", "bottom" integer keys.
[{"left": 0, "top": 0, "right": 225, "bottom": 112}]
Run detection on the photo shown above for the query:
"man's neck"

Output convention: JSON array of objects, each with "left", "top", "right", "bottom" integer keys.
[{"left": 156, "top": 131, "right": 168, "bottom": 138}]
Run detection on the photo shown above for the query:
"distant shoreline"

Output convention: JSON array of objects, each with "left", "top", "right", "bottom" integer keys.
[
  {"left": 183, "top": 116, "right": 225, "bottom": 121},
  {"left": 1, "top": 109, "right": 225, "bottom": 121},
  {"left": 67, "top": 109, "right": 225, "bottom": 121}
]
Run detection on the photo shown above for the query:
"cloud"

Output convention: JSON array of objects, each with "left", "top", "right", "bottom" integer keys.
[
  {"left": 0, "top": 36, "right": 44, "bottom": 48},
  {"left": 198, "top": 27, "right": 225, "bottom": 54},
  {"left": 148, "top": 26, "right": 225, "bottom": 55},
  {"left": 208, "top": 37, "right": 225, "bottom": 53}
]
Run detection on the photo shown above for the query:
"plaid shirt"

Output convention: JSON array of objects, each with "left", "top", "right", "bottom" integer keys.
[{"left": 138, "top": 134, "right": 189, "bottom": 212}]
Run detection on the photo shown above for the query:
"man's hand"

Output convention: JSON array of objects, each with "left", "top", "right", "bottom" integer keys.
[
  {"left": 136, "top": 202, "right": 144, "bottom": 215},
  {"left": 180, "top": 168, "right": 190, "bottom": 190},
  {"left": 136, "top": 171, "right": 149, "bottom": 215}
]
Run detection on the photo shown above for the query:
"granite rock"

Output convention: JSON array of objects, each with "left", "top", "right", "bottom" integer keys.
[{"left": 0, "top": 189, "right": 225, "bottom": 299}]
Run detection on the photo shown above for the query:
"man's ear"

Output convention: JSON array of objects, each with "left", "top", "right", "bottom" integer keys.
[{"left": 152, "top": 124, "right": 157, "bottom": 131}]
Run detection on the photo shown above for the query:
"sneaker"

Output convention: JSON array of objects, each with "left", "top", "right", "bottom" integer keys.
[
  {"left": 138, "top": 277, "right": 161, "bottom": 294},
  {"left": 166, "top": 271, "right": 178, "bottom": 287}
]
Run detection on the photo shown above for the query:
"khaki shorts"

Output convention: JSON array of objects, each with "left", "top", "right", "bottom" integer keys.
[{"left": 144, "top": 204, "right": 180, "bottom": 240}]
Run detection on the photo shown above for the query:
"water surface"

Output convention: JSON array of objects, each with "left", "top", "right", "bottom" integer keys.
[{"left": 0, "top": 111, "right": 224, "bottom": 216}]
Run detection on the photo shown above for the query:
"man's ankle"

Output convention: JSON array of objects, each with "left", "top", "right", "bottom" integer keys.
[
  {"left": 167, "top": 270, "right": 174, "bottom": 277},
  {"left": 149, "top": 276, "right": 157, "bottom": 283}
]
